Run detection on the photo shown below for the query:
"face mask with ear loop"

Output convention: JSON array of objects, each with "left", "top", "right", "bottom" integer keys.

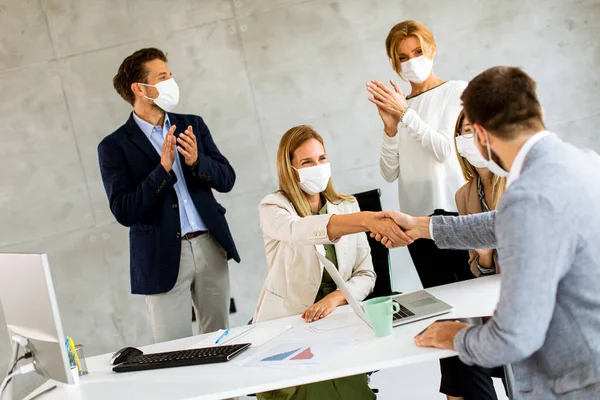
[
  {"left": 293, "top": 163, "right": 332, "bottom": 195},
  {"left": 478, "top": 127, "right": 510, "bottom": 178},
  {"left": 399, "top": 55, "right": 434, "bottom": 83},
  {"left": 137, "top": 78, "right": 180, "bottom": 112}
]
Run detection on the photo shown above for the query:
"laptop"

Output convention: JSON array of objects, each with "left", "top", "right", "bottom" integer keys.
[{"left": 315, "top": 251, "right": 452, "bottom": 328}]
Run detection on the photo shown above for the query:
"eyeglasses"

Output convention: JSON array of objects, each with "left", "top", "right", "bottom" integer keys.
[{"left": 457, "top": 124, "right": 474, "bottom": 136}]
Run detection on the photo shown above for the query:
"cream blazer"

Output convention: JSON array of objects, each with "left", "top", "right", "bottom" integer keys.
[{"left": 253, "top": 192, "right": 376, "bottom": 323}]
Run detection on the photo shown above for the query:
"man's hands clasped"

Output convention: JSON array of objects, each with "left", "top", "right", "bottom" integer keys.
[
  {"left": 177, "top": 125, "right": 199, "bottom": 167},
  {"left": 366, "top": 213, "right": 414, "bottom": 247},
  {"left": 160, "top": 125, "right": 199, "bottom": 173},
  {"left": 367, "top": 210, "right": 431, "bottom": 248}
]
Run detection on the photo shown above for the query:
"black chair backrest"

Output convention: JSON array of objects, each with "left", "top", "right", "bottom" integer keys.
[{"left": 352, "top": 189, "right": 393, "bottom": 299}]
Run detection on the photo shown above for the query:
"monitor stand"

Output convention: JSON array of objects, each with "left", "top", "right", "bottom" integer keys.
[{"left": 2, "top": 335, "right": 30, "bottom": 400}]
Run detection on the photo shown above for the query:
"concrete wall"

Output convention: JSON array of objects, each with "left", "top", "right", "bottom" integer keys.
[{"left": 1, "top": 0, "right": 598, "bottom": 397}]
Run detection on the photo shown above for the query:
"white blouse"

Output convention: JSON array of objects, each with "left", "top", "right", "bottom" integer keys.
[{"left": 380, "top": 80, "right": 467, "bottom": 216}]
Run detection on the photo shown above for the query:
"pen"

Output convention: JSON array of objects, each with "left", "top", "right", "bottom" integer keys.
[
  {"left": 65, "top": 338, "right": 75, "bottom": 367},
  {"left": 68, "top": 337, "right": 82, "bottom": 371},
  {"left": 215, "top": 329, "right": 231, "bottom": 344}
]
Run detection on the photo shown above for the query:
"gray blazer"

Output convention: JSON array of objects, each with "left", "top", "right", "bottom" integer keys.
[{"left": 432, "top": 134, "right": 600, "bottom": 399}]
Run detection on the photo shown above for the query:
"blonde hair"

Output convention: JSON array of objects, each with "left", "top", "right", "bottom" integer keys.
[
  {"left": 454, "top": 110, "right": 506, "bottom": 210},
  {"left": 386, "top": 20, "right": 437, "bottom": 75},
  {"left": 276, "top": 125, "right": 354, "bottom": 217}
]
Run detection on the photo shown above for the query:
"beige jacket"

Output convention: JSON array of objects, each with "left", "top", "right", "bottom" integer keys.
[
  {"left": 455, "top": 179, "right": 499, "bottom": 277},
  {"left": 253, "top": 192, "right": 376, "bottom": 323}
]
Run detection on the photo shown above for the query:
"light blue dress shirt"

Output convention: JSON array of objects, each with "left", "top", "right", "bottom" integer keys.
[{"left": 132, "top": 112, "right": 208, "bottom": 235}]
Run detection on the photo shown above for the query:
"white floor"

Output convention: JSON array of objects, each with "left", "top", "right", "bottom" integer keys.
[
  {"left": 239, "top": 360, "right": 508, "bottom": 399},
  {"left": 370, "top": 361, "right": 508, "bottom": 400}
]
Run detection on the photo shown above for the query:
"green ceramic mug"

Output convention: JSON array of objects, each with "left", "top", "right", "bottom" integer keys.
[{"left": 363, "top": 296, "right": 400, "bottom": 337}]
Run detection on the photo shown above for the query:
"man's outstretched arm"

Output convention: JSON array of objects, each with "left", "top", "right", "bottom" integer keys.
[{"left": 374, "top": 210, "right": 497, "bottom": 250}]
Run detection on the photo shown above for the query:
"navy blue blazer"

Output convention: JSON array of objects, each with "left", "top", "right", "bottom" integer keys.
[{"left": 98, "top": 112, "right": 240, "bottom": 295}]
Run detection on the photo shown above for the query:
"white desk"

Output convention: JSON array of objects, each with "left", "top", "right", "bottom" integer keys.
[{"left": 25, "top": 275, "right": 500, "bottom": 400}]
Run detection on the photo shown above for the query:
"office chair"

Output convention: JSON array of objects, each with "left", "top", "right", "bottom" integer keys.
[{"left": 352, "top": 189, "right": 398, "bottom": 299}]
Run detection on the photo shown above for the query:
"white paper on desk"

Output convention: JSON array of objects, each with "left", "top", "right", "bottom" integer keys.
[
  {"left": 187, "top": 325, "right": 290, "bottom": 349},
  {"left": 281, "top": 323, "right": 372, "bottom": 344},
  {"left": 242, "top": 342, "right": 350, "bottom": 368},
  {"left": 186, "top": 325, "right": 254, "bottom": 349},
  {"left": 218, "top": 325, "right": 255, "bottom": 345},
  {"left": 187, "top": 331, "right": 223, "bottom": 349},
  {"left": 227, "top": 325, "right": 293, "bottom": 348},
  {"left": 277, "top": 313, "right": 373, "bottom": 344},
  {"left": 307, "top": 312, "right": 365, "bottom": 332}
]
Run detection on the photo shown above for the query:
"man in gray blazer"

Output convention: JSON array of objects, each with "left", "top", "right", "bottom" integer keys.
[{"left": 376, "top": 67, "right": 600, "bottom": 399}]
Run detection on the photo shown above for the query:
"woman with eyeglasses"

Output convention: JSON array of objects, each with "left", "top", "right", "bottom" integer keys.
[{"left": 454, "top": 110, "right": 506, "bottom": 276}]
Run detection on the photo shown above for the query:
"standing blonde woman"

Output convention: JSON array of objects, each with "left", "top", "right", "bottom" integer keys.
[
  {"left": 366, "top": 20, "right": 470, "bottom": 290},
  {"left": 254, "top": 125, "right": 408, "bottom": 400}
]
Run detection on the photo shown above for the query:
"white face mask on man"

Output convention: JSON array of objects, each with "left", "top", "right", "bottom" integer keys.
[
  {"left": 138, "top": 78, "right": 180, "bottom": 112},
  {"left": 400, "top": 55, "right": 433, "bottom": 84},
  {"left": 294, "top": 163, "right": 332, "bottom": 195},
  {"left": 473, "top": 126, "right": 510, "bottom": 178}
]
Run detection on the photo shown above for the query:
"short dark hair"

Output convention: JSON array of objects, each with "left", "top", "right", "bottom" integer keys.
[
  {"left": 461, "top": 66, "right": 544, "bottom": 139},
  {"left": 113, "top": 48, "right": 168, "bottom": 106}
]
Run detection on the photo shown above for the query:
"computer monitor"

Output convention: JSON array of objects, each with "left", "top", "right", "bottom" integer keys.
[{"left": 0, "top": 253, "right": 74, "bottom": 387}]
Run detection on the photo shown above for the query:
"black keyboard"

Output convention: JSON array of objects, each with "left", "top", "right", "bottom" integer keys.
[
  {"left": 112, "top": 343, "right": 251, "bottom": 373},
  {"left": 393, "top": 301, "right": 415, "bottom": 321}
]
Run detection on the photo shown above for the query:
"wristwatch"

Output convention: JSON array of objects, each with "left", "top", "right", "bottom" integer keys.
[{"left": 476, "top": 262, "right": 495, "bottom": 276}]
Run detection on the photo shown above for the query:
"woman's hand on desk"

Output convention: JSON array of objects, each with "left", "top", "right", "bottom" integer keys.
[
  {"left": 414, "top": 321, "right": 470, "bottom": 350},
  {"left": 302, "top": 291, "right": 346, "bottom": 322}
]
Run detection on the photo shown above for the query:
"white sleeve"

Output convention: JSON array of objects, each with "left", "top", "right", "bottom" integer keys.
[
  {"left": 379, "top": 132, "right": 400, "bottom": 182},
  {"left": 401, "top": 82, "right": 466, "bottom": 163},
  {"left": 259, "top": 199, "right": 335, "bottom": 246}
]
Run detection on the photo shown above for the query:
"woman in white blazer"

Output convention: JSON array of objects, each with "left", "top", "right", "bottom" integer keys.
[{"left": 254, "top": 125, "right": 405, "bottom": 400}]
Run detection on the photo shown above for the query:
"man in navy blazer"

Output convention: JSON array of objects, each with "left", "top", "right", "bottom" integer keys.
[{"left": 98, "top": 48, "right": 239, "bottom": 343}]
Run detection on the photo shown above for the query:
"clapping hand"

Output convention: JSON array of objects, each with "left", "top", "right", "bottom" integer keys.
[
  {"left": 366, "top": 80, "right": 408, "bottom": 118},
  {"left": 177, "top": 125, "right": 199, "bottom": 166},
  {"left": 160, "top": 125, "right": 177, "bottom": 172}
]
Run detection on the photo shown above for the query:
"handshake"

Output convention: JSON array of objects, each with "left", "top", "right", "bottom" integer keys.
[{"left": 366, "top": 211, "right": 431, "bottom": 248}]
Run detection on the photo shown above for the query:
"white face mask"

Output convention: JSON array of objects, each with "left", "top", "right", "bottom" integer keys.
[
  {"left": 400, "top": 55, "right": 433, "bottom": 83},
  {"left": 478, "top": 128, "right": 510, "bottom": 178},
  {"left": 295, "top": 163, "right": 331, "bottom": 195},
  {"left": 138, "top": 78, "right": 180, "bottom": 112},
  {"left": 455, "top": 134, "right": 488, "bottom": 169}
]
